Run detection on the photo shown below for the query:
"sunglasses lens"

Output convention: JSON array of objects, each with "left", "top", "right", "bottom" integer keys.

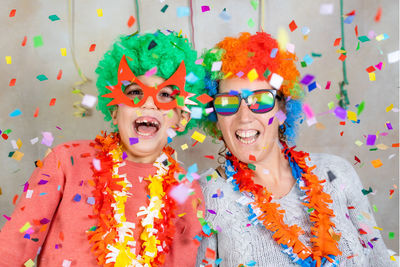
[
  {"left": 249, "top": 91, "right": 275, "bottom": 113},
  {"left": 214, "top": 95, "right": 240, "bottom": 115}
]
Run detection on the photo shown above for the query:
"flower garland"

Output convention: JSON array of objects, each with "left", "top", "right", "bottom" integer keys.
[
  {"left": 87, "top": 132, "right": 180, "bottom": 266},
  {"left": 224, "top": 143, "right": 342, "bottom": 267}
]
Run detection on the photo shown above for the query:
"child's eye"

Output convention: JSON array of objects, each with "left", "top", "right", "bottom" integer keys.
[
  {"left": 126, "top": 89, "right": 143, "bottom": 95},
  {"left": 157, "top": 88, "right": 176, "bottom": 103}
]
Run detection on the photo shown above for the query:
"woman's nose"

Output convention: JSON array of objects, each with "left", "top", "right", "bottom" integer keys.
[{"left": 236, "top": 99, "right": 252, "bottom": 122}]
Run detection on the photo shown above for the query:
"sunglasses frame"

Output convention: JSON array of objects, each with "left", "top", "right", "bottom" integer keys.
[{"left": 212, "top": 89, "right": 281, "bottom": 116}]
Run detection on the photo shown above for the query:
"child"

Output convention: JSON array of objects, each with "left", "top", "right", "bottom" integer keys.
[{"left": 0, "top": 30, "right": 205, "bottom": 267}]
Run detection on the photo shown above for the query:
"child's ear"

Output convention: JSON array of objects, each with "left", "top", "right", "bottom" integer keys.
[
  {"left": 175, "top": 110, "right": 191, "bottom": 132},
  {"left": 111, "top": 108, "right": 118, "bottom": 125}
]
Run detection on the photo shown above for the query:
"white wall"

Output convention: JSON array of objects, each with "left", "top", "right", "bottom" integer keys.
[{"left": 0, "top": 0, "right": 398, "bottom": 255}]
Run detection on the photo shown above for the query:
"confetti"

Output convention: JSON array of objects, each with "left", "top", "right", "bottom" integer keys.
[
  {"left": 247, "top": 69, "right": 258, "bottom": 82},
  {"left": 36, "top": 74, "right": 48, "bottom": 81},
  {"left": 89, "top": 44, "right": 96, "bottom": 52},
  {"left": 127, "top": 15, "right": 136, "bottom": 27},
  {"left": 219, "top": 8, "right": 231, "bottom": 21},
  {"left": 129, "top": 137, "right": 139, "bottom": 145},
  {"left": 9, "top": 9, "right": 16, "bottom": 17},
  {"left": 10, "top": 109, "right": 22, "bottom": 117},
  {"left": 21, "top": 36, "right": 27, "bottom": 46},
  {"left": 247, "top": 18, "right": 255, "bottom": 28},
  {"left": 289, "top": 20, "right": 297, "bottom": 32},
  {"left": 320, "top": 4, "right": 334, "bottom": 15},
  {"left": 201, "top": 6, "right": 210, "bottom": 12},
  {"left": 9, "top": 78, "right": 16, "bottom": 86},
  {"left": 73, "top": 194, "right": 81, "bottom": 202},
  {"left": 5, "top": 56, "right": 12, "bottom": 64},
  {"left": 49, "top": 15, "right": 60, "bottom": 21},
  {"left": 96, "top": 9, "right": 103, "bottom": 17},
  {"left": 333, "top": 38, "right": 341, "bottom": 46},
  {"left": 57, "top": 69, "right": 63, "bottom": 80},
  {"left": 181, "top": 144, "right": 188, "bottom": 150},
  {"left": 24, "top": 259, "right": 35, "bottom": 267},
  {"left": 177, "top": 6, "right": 190, "bottom": 17},
  {"left": 33, "top": 35, "right": 44, "bottom": 47},
  {"left": 49, "top": 98, "right": 56, "bottom": 106},
  {"left": 269, "top": 73, "right": 283, "bottom": 89},
  {"left": 387, "top": 50, "right": 400, "bottom": 63},
  {"left": 161, "top": 5, "right": 168, "bottom": 13},
  {"left": 371, "top": 159, "right": 383, "bottom": 168}
]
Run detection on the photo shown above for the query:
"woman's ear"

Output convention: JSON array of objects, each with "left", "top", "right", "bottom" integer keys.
[
  {"left": 175, "top": 110, "right": 191, "bottom": 132},
  {"left": 111, "top": 108, "right": 118, "bottom": 125}
]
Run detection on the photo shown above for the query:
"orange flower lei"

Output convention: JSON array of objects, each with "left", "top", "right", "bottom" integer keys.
[
  {"left": 225, "top": 143, "right": 342, "bottom": 267},
  {"left": 87, "top": 132, "right": 180, "bottom": 266}
]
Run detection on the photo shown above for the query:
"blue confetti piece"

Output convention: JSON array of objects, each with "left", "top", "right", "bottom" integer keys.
[
  {"left": 241, "top": 89, "right": 253, "bottom": 98},
  {"left": 193, "top": 235, "right": 202, "bottom": 242},
  {"left": 229, "top": 90, "right": 239, "bottom": 95},
  {"left": 48, "top": 15, "right": 60, "bottom": 21},
  {"left": 23, "top": 234, "right": 30, "bottom": 239},
  {"left": 202, "top": 224, "right": 211, "bottom": 235},
  {"left": 73, "top": 194, "right": 81, "bottom": 202},
  {"left": 185, "top": 72, "right": 198, "bottom": 84},
  {"left": 87, "top": 197, "right": 95, "bottom": 205},
  {"left": 122, "top": 151, "right": 128, "bottom": 160},
  {"left": 246, "top": 260, "right": 257, "bottom": 266},
  {"left": 177, "top": 6, "right": 190, "bottom": 17},
  {"left": 57, "top": 185, "right": 61, "bottom": 191},
  {"left": 188, "top": 163, "right": 198, "bottom": 174},
  {"left": 270, "top": 48, "right": 278, "bottom": 58},
  {"left": 9, "top": 109, "right": 22, "bottom": 117},
  {"left": 167, "top": 136, "right": 172, "bottom": 144},
  {"left": 303, "top": 54, "right": 314, "bottom": 65},
  {"left": 308, "top": 81, "right": 317, "bottom": 92},
  {"left": 344, "top": 15, "right": 355, "bottom": 24},
  {"left": 219, "top": 9, "right": 231, "bottom": 21},
  {"left": 215, "top": 258, "right": 223, "bottom": 265},
  {"left": 190, "top": 107, "right": 202, "bottom": 119}
]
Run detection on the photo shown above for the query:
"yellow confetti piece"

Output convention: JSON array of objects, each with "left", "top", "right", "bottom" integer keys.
[
  {"left": 376, "top": 34, "right": 385, "bottom": 41},
  {"left": 277, "top": 27, "right": 289, "bottom": 51},
  {"left": 197, "top": 210, "right": 203, "bottom": 218},
  {"left": 12, "top": 150, "right": 24, "bottom": 161},
  {"left": 24, "top": 259, "right": 35, "bottom": 267},
  {"left": 16, "top": 139, "right": 22, "bottom": 149},
  {"left": 355, "top": 140, "right": 363, "bottom": 146},
  {"left": 368, "top": 72, "right": 376, "bottom": 81},
  {"left": 336, "top": 49, "right": 346, "bottom": 54},
  {"left": 328, "top": 101, "right": 335, "bottom": 110},
  {"left": 347, "top": 110, "right": 357, "bottom": 121},
  {"left": 191, "top": 131, "right": 206, "bottom": 143},
  {"left": 223, "top": 72, "right": 233, "bottom": 79},
  {"left": 5, "top": 56, "right": 12, "bottom": 64},
  {"left": 386, "top": 104, "right": 393, "bottom": 112},
  {"left": 96, "top": 9, "right": 103, "bottom": 17},
  {"left": 390, "top": 255, "right": 396, "bottom": 261},
  {"left": 178, "top": 212, "right": 186, "bottom": 217},
  {"left": 136, "top": 110, "right": 142, "bottom": 116},
  {"left": 60, "top": 48, "right": 67, "bottom": 56},
  {"left": 373, "top": 226, "right": 383, "bottom": 231},
  {"left": 376, "top": 144, "right": 388, "bottom": 150},
  {"left": 180, "top": 118, "right": 188, "bottom": 126},
  {"left": 247, "top": 68, "right": 259, "bottom": 82},
  {"left": 211, "top": 171, "right": 219, "bottom": 179},
  {"left": 371, "top": 159, "right": 383, "bottom": 168},
  {"left": 19, "top": 222, "right": 32, "bottom": 233},
  {"left": 181, "top": 144, "right": 188, "bottom": 150}
]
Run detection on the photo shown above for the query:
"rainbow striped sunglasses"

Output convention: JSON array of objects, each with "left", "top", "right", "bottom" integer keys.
[{"left": 213, "top": 89, "right": 280, "bottom": 116}]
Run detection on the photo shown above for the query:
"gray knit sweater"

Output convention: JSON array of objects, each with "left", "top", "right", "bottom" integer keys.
[{"left": 196, "top": 153, "right": 395, "bottom": 267}]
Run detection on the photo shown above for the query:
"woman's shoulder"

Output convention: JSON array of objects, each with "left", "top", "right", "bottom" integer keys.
[{"left": 198, "top": 167, "right": 230, "bottom": 190}]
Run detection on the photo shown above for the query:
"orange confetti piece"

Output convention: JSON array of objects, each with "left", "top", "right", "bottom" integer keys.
[
  {"left": 289, "top": 20, "right": 297, "bottom": 32},
  {"left": 354, "top": 25, "right": 358, "bottom": 37},
  {"left": 89, "top": 44, "right": 96, "bottom": 52},
  {"left": 33, "top": 107, "right": 39, "bottom": 118},
  {"left": 333, "top": 38, "right": 341, "bottom": 46},
  {"left": 57, "top": 69, "right": 63, "bottom": 80},
  {"left": 13, "top": 194, "right": 19, "bottom": 205},
  {"left": 36, "top": 160, "right": 43, "bottom": 168},
  {"left": 9, "top": 78, "right": 16, "bottom": 86},
  {"left": 59, "top": 231, "right": 64, "bottom": 241},
  {"left": 249, "top": 154, "right": 256, "bottom": 161},
  {"left": 9, "top": 9, "right": 16, "bottom": 17},
  {"left": 196, "top": 93, "right": 214, "bottom": 104},
  {"left": 205, "top": 248, "right": 216, "bottom": 259},
  {"left": 49, "top": 98, "right": 56, "bottom": 106},
  {"left": 338, "top": 54, "right": 347, "bottom": 61},
  {"left": 127, "top": 15, "right": 136, "bottom": 28},
  {"left": 375, "top": 7, "right": 382, "bottom": 22},
  {"left": 392, "top": 143, "right": 400, "bottom": 147},
  {"left": 21, "top": 36, "right": 27, "bottom": 47},
  {"left": 371, "top": 159, "right": 383, "bottom": 168}
]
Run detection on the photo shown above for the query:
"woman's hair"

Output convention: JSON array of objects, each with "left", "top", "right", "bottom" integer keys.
[
  {"left": 96, "top": 30, "right": 205, "bottom": 136},
  {"left": 200, "top": 32, "right": 304, "bottom": 145}
]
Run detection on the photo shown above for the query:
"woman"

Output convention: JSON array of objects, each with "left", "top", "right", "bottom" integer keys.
[{"left": 196, "top": 32, "right": 394, "bottom": 267}]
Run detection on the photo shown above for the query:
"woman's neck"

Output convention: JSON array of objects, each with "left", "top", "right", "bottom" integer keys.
[{"left": 251, "top": 142, "right": 295, "bottom": 199}]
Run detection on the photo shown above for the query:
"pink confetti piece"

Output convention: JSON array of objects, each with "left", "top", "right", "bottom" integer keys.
[
  {"left": 302, "top": 103, "right": 315, "bottom": 119},
  {"left": 169, "top": 183, "right": 191, "bottom": 204},
  {"left": 145, "top": 66, "right": 157, "bottom": 77}
]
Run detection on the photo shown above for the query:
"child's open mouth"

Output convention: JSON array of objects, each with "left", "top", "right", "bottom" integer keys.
[{"left": 134, "top": 116, "right": 161, "bottom": 137}]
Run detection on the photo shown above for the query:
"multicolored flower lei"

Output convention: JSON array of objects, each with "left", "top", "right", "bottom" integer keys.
[
  {"left": 87, "top": 132, "right": 180, "bottom": 266},
  {"left": 224, "top": 143, "right": 342, "bottom": 267}
]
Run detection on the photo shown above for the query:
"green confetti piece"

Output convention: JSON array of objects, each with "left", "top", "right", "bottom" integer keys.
[
  {"left": 133, "top": 96, "right": 140, "bottom": 104},
  {"left": 311, "top": 53, "right": 322, "bottom": 57},
  {"left": 300, "top": 61, "right": 307, "bottom": 67},
  {"left": 33, "top": 35, "right": 44, "bottom": 47},
  {"left": 88, "top": 226, "right": 97, "bottom": 231},
  {"left": 247, "top": 18, "right": 255, "bottom": 28},
  {"left": 356, "top": 41, "right": 360, "bottom": 51},
  {"left": 389, "top": 232, "right": 395, "bottom": 239},
  {"left": 176, "top": 95, "right": 184, "bottom": 106},
  {"left": 263, "top": 69, "right": 271, "bottom": 79},
  {"left": 71, "top": 156, "right": 74, "bottom": 165},
  {"left": 369, "top": 148, "right": 378, "bottom": 151},
  {"left": 308, "top": 208, "right": 314, "bottom": 213},
  {"left": 206, "top": 175, "right": 212, "bottom": 181},
  {"left": 328, "top": 101, "right": 335, "bottom": 110},
  {"left": 372, "top": 204, "right": 378, "bottom": 212},
  {"left": 250, "top": 0, "right": 258, "bottom": 10},
  {"left": 8, "top": 151, "right": 15, "bottom": 158},
  {"left": 161, "top": 4, "right": 168, "bottom": 13},
  {"left": 31, "top": 238, "right": 39, "bottom": 242},
  {"left": 48, "top": 15, "right": 60, "bottom": 21},
  {"left": 248, "top": 164, "right": 256, "bottom": 170},
  {"left": 357, "top": 101, "right": 365, "bottom": 115},
  {"left": 336, "top": 93, "right": 341, "bottom": 100},
  {"left": 178, "top": 174, "right": 185, "bottom": 181},
  {"left": 358, "top": 36, "right": 370, "bottom": 43},
  {"left": 36, "top": 74, "right": 48, "bottom": 81},
  {"left": 4, "top": 129, "right": 12, "bottom": 134}
]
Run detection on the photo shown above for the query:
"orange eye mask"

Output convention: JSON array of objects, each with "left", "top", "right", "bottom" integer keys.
[{"left": 103, "top": 55, "right": 189, "bottom": 110}]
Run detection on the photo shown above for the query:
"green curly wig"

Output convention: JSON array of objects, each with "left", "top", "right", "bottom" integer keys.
[{"left": 96, "top": 30, "right": 205, "bottom": 136}]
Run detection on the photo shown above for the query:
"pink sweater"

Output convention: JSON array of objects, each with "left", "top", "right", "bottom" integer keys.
[{"left": 0, "top": 140, "right": 204, "bottom": 266}]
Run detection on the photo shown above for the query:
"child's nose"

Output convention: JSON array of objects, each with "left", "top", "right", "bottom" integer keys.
[{"left": 141, "top": 96, "right": 157, "bottom": 109}]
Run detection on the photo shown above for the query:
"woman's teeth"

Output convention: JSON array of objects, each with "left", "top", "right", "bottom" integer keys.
[{"left": 235, "top": 129, "right": 259, "bottom": 144}]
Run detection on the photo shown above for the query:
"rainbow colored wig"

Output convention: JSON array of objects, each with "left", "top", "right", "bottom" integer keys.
[
  {"left": 200, "top": 32, "right": 305, "bottom": 145},
  {"left": 96, "top": 30, "right": 205, "bottom": 136}
]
